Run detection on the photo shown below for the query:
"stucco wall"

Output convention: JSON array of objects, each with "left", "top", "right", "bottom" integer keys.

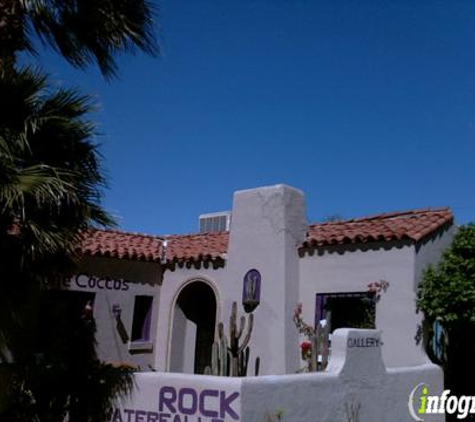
[
  {"left": 112, "top": 330, "right": 444, "bottom": 422},
  {"left": 155, "top": 185, "right": 307, "bottom": 376},
  {"left": 46, "top": 256, "right": 162, "bottom": 370},
  {"left": 299, "top": 241, "right": 429, "bottom": 368},
  {"left": 154, "top": 266, "right": 226, "bottom": 372},
  {"left": 224, "top": 185, "right": 307, "bottom": 375}
]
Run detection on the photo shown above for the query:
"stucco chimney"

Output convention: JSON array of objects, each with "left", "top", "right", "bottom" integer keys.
[{"left": 225, "top": 184, "right": 307, "bottom": 374}]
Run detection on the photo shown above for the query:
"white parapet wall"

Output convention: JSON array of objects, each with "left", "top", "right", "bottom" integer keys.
[{"left": 111, "top": 329, "right": 444, "bottom": 422}]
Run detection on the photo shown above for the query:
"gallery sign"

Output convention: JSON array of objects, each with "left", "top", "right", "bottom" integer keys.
[{"left": 347, "top": 336, "right": 381, "bottom": 348}]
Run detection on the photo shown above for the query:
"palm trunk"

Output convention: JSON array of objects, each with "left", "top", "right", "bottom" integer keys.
[{"left": 0, "top": 0, "right": 24, "bottom": 73}]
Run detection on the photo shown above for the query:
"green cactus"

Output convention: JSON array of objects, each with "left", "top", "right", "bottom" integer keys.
[{"left": 204, "top": 301, "right": 259, "bottom": 377}]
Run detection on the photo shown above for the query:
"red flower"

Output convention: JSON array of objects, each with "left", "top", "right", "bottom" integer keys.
[{"left": 300, "top": 341, "right": 311, "bottom": 352}]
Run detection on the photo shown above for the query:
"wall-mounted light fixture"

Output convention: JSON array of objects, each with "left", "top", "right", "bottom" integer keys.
[
  {"left": 112, "top": 303, "right": 122, "bottom": 321},
  {"left": 242, "top": 269, "right": 261, "bottom": 313}
]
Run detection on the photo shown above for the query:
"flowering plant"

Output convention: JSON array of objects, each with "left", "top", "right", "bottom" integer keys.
[
  {"left": 293, "top": 303, "right": 329, "bottom": 372},
  {"left": 367, "top": 279, "right": 389, "bottom": 300},
  {"left": 293, "top": 302, "right": 314, "bottom": 337},
  {"left": 299, "top": 340, "right": 312, "bottom": 361}
]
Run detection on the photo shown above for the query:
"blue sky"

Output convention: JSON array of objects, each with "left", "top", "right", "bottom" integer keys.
[{"left": 36, "top": 0, "right": 475, "bottom": 234}]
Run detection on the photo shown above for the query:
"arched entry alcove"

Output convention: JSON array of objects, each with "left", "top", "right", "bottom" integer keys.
[{"left": 169, "top": 281, "right": 217, "bottom": 374}]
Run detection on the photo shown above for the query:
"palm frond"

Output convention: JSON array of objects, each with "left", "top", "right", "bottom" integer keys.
[
  {"left": 2, "top": 164, "right": 77, "bottom": 208},
  {"left": 0, "top": 66, "right": 115, "bottom": 264},
  {"left": 24, "top": 0, "right": 159, "bottom": 78}
]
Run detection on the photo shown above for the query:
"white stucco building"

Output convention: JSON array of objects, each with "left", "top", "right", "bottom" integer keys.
[{"left": 40, "top": 184, "right": 454, "bottom": 375}]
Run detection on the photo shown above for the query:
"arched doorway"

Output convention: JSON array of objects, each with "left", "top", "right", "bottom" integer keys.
[{"left": 169, "top": 281, "right": 217, "bottom": 374}]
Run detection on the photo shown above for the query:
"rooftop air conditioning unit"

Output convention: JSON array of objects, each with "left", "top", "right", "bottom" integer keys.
[{"left": 199, "top": 211, "right": 232, "bottom": 233}]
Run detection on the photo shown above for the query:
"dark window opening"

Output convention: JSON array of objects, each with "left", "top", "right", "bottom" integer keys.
[
  {"left": 315, "top": 292, "right": 376, "bottom": 332},
  {"left": 131, "top": 296, "right": 153, "bottom": 342}
]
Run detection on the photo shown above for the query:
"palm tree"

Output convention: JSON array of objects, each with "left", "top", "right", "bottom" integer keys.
[
  {"left": 0, "top": 66, "right": 136, "bottom": 421},
  {"left": 0, "top": 0, "right": 159, "bottom": 354},
  {"left": 0, "top": 2, "right": 159, "bottom": 418},
  {"left": 0, "top": 65, "right": 111, "bottom": 355},
  {"left": 0, "top": 0, "right": 158, "bottom": 77}
]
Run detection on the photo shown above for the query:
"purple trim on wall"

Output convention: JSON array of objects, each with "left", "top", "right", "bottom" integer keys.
[
  {"left": 131, "top": 295, "right": 154, "bottom": 342},
  {"left": 141, "top": 301, "right": 153, "bottom": 341},
  {"left": 242, "top": 269, "right": 261, "bottom": 312},
  {"left": 315, "top": 293, "right": 329, "bottom": 327}
]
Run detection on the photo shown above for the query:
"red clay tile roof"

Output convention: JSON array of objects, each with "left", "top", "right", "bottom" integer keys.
[
  {"left": 81, "top": 229, "right": 229, "bottom": 265},
  {"left": 81, "top": 229, "right": 163, "bottom": 262},
  {"left": 81, "top": 208, "right": 453, "bottom": 264},
  {"left": 164, "top": 232, "right": 229, "bottom": 264},
  {"left": 302, "top": 208, "right": 453, "bottom": 249}
]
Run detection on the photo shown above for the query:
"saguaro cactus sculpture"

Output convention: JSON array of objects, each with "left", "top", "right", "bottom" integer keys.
[
  {"left": 205, "top": 301, "right": 260, "bottom": 377},
  {"left": 209, "top": 327, "right": 230, "bottom": 376}
]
